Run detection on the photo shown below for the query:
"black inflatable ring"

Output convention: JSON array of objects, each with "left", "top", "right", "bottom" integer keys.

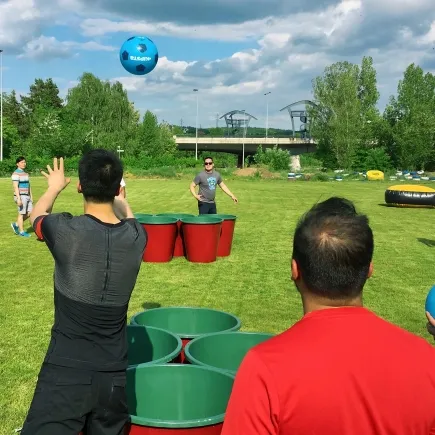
[{"left": 385, "top": 184, "right": 435, "bottom": 208}]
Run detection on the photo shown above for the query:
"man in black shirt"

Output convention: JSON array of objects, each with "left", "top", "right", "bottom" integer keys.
[{"left": 21, "top": 150, "right": 147, "bottom": 435}]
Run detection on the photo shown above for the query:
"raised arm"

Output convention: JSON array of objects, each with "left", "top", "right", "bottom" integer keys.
[{"left": 30, "top": 157, "right": 70, "bottom": 226}]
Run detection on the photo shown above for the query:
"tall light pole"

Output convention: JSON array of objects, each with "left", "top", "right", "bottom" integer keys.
[
  {"left": 264, "top": 91, "right": 271, "bottom": 139},
  {"left": 193, "top": 88, "right": 199, "bottom": 160},
  {"left": 0, "top": 49, "right": 3, "bottom": 162},
  {"left": 241, "top": 109, "right": 246, "bottom": 168}
]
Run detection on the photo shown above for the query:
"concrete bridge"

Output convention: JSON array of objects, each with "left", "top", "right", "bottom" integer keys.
[{"left": 174, "top": 137, "right": 316, "bottom": 156}]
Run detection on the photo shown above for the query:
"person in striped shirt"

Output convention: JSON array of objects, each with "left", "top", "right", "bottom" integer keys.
[{"left": 11, "top": 156, "right": 33, "bottom": 238}]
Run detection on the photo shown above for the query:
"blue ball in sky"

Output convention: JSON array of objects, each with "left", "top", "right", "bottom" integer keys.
[
  {"left": 119, "top": 36, "right": 159, "bottom": 75},
  {"left": 425, "top": 285, "right": 435, "bottom": 318}
]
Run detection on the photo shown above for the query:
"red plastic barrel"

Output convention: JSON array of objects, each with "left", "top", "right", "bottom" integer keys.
[
  {"left": 137, "top": 216, "right": 178, "bottom": 263},
  {"left": 214, "top": 214, "right": 237, "bottom": 257},
  {"left": 156, "top": 213, "right": 194, "bottom": 257},
  {"left": 181, "top": 216, "right": 223, "bottom": 263}
]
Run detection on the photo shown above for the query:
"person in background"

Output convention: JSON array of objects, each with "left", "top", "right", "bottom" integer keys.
[
  {"left": 222, "top": 197, "right": 435, "bottom": 435},
  {"left": 189, "top": 156, "right": 238, "bottom": 214},
  {"left": 21, "top": 151, "right": 147, "bottom": 435},
  {"left": 11, "top": 156, "right": 33, "bottom": 238}
]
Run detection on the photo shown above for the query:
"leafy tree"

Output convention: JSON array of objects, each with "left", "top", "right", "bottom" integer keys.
[
  {"left": 311, "top": 61, "right": 362, "bottom": 169},
  {"left": 21, "top": 78, "right": 63, "bottom": 114},
  {"left": 383, "top": 64, "right": 435, "bottom": 170}
]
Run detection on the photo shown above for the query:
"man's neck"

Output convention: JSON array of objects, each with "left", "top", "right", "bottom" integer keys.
[
  {"left": 84, "top": 201, "right": 120, "bottom": 224},
  {"left": 301, "top": 293, "right": 363, "bottom": 316}
]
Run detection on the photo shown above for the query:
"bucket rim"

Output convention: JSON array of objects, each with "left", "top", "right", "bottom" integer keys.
[
  {"left": 184, "top": 331, "right": 275, "bottom": 374},
  {"left": 126, "top": 363, "right": 235, "bottom": 428},
  {"left": 130, "top": 307, "right": 242, "bottom": 338},
  {"left": 126, "top": 324, "right": 183, "bottom": 368},
  {"left": 180, "top": 216, "right": 223, "bottom": 225},
  {"left": 137, "top": 216, "right": 179, "bottom": 225},
  {"left": 213, "top": 214, "right": 237, "bottom": 220}
]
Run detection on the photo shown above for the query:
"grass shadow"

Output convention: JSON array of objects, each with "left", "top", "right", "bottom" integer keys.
[
  {"left": 142, "top": 302, "right": 161, "bottom": 310},
  {"left": 418, "top": 238, "right": 435, "bottom": 247}
]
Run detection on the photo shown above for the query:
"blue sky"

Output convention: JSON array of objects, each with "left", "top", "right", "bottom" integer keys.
[{"left": 1, "top": 0, "right": 435, "bottom": 129}]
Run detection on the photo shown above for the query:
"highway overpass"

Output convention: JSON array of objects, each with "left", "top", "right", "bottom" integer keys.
[{"left": 174, "top": 137, "right": 316, "bottom": 156}]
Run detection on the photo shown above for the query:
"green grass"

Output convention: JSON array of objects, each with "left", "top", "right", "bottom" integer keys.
[{"left": 1, "top": 176, "right": 435, "bottom": 433}]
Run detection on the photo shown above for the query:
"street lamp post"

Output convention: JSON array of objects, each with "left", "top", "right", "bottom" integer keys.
[
  {"left": 242, "top": 110, "right": 246, "bottom": 168},
  {"left": 264, "top": 91, "right": 271, "bottom": 139},
  {"left": 0, "top": 49, "right": 3, "bottom": 162},
  {"left": 193, "top": 89, "right": 199, "bottom": 160}
]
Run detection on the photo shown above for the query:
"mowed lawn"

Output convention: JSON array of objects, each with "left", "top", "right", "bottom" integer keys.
[{"left": 1, "top": 176, "right": 435, "bottom": 433}]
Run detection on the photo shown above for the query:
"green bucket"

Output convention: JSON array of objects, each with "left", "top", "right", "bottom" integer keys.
[
  {"left": 130, "top": 307, "right": 241, "bottom": 363},
  {"left": 180, "top": 216, "right": 223, "bottom": 224},
  {"left": 157, "top": 213, "right": 195, "bottom": 220},
  {"left": 134, "top": 213, "right": 155, "bottom": 220},
  {"left": 185, "top": 331, "right": 274, "bottom": 375},
  {"left": 126, "top": 364, "right": 234, "bottom": 430},
  {"left": 136, "top": 216, "right": 178, "bottom": 225},
  {"left": 127, "top": 325, "right": 182, "bottom": 368},
  {"left": 213, "top": 214, "right": 237, "bottom": 221},
  {"left": 130, "top": 307, "right": 241, "bottom": 339}
]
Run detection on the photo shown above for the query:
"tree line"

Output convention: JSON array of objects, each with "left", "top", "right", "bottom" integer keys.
[
  {"left": 1, "top": 73, "right": 177, "bottom": 162},
  {"left": 2, "top": 58, "right": 435, "bottom": 173}
]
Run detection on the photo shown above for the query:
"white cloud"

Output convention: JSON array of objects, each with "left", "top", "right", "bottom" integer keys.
[
  {"left": 17, "top": 35, "right": 116, "bottom": 60},
  {"left": 2, "top": 0, "right": 435, "bottom": 129}
]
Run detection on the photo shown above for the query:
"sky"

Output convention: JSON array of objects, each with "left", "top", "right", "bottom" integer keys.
[{"left": 1, "top": 0, "right": 435, "bottom": 130}]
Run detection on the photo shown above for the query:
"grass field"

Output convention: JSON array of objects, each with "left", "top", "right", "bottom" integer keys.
[{"left": 1, "top": 176, "right": 435, "bottom": 433}]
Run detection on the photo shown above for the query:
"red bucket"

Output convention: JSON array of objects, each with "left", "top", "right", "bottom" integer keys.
[
  {"left": 156, "top": 214, "right": 195, "bottom": 257},
  {"left": 214, "top": 215, "right": 236, "bottom": 257},
  {"left": 138, "top": 216, "right": 178, "bottom": 263},
  {"left": 181, "top": 216, "right": 223, "bottom": 263}
]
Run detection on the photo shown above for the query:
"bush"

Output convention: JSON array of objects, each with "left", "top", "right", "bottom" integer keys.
[
  {"left": 253, "top": 145, "right": 290, "bottom": 171},
  {"left": 352, "top": 147, "right": 392, "bottom": 172}
]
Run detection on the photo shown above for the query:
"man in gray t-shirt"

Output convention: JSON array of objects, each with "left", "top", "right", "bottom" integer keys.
[{"left": 190, "top": 156, "right": 238, "bottom": 214}]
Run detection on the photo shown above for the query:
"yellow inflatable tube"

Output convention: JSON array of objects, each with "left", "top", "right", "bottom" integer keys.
[{"left": 367, "top": 170, "right": 384, "bottom": 181}]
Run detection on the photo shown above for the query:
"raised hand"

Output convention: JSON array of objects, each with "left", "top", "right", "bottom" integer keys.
[{"left": 41, "top": 157, "right": 71, "bottom": 194}]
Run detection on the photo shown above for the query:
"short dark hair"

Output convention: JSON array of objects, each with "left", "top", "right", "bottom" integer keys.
[
  {"left": 16, "top": 156, "right": 25, "bottom": 164},
  {"left": 203, "top": 156, "right": 213, "bottom": 163},
  {"left": 78, "top": 149, "right": 123, "bottom": 203},
  {"left": 292, "top": 197, "right": 374, "bottom": 300}
]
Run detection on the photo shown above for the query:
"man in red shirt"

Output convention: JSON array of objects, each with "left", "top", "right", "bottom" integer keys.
[{"left": 222, "top": 197, "right": 435, "bottom": 435}]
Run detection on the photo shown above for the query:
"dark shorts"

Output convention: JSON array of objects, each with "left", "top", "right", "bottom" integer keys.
[
  {"left": 21, "top": 363, "right": 129, "bottom": 435},
  {"left": 198, "top": 201, "right": 217, "bottom": 214}
]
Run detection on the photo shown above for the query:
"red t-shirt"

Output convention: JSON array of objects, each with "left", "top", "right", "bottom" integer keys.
[{"left": 222, "top": 307, "right": 435, "bottom": 434}]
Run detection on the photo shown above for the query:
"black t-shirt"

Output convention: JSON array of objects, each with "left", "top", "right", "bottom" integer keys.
[{"left": 33, "top": 213, "right": 147, "bottom": 371}]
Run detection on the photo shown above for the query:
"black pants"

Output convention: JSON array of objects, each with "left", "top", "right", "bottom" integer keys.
[
  {"left": 198, "top": 201, "right": 217, "bottom": 214},
  {"left": 21, "top": 363, "right": 129, "bottom": 435}
]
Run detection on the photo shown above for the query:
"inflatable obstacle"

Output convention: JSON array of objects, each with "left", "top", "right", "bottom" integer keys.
[
  {"left": 385, "top": 184, "right": 435, "bottom": 208},
  {"left": 367, "top": 170, "right": 384, "bottom": 181}
]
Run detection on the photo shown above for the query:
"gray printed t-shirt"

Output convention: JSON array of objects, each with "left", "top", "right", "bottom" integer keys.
[{"left": 193, "top": 170, "right": 223, "bottom": 203}]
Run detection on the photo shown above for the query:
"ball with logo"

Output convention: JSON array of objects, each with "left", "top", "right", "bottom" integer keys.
[{"left": 119, "top": 36, "right": 159, "bottom": 75}]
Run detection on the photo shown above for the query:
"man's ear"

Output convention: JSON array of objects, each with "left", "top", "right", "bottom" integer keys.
[
  {"left": 291, "top": 259, "right": 300, "bottom": 281},
  {"left": 368, "top": 261, "right": 374, "bottom": 278},
  {"left": 77, "top": 182, "right": 82, "bottom": 194}
]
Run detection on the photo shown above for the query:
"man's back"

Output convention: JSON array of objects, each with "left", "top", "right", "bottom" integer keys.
[
  {"left": 223, "top": 307, "right": 435, "bottom": 434},
  {"left": 34, "top": 212, "right": 147, "bottom": 371}
]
